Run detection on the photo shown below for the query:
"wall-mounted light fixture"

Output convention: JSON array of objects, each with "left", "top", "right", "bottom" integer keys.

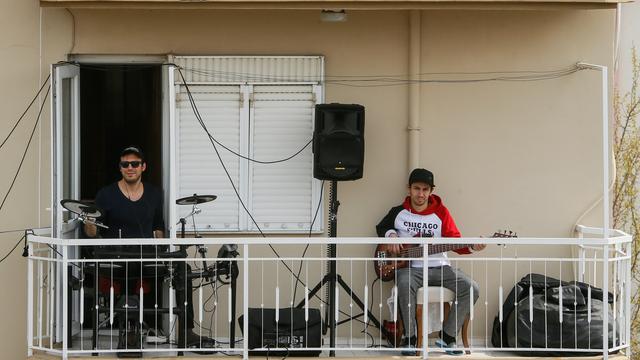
[{"left": 320, "top": 10, "right": 347, "bottom": 22}]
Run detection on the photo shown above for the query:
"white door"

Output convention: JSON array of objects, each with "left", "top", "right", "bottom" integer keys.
[
  {"left": 51, "top": 63, "right": 81, "bottom": 239},
  {"left": 162, "top": 64, "right": 178, "bottom": 238},
  {"left": 50, "top": 63, "right": 81, "bottom": 342}
]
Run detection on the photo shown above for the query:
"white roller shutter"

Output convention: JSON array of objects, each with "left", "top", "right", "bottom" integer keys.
[
  {"left": 172, "top": 56, "right": 323, "bottom": 233},
  {"left": 176, "top": 85, "right": 243, "bottom": 231},
  {"left": 173, "top": 56, "right": 323, "bottom": 84},
  {"left": 249, "top": 85, "right": 316, "bottom": 232}
]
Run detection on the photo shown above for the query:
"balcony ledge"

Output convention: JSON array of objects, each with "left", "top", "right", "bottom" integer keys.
[{"left": 40, "top": 0, "right": 627, "bottom": 10}]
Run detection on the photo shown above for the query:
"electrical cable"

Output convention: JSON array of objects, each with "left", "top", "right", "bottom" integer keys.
[
  {"left": 56, "top": 61, "right": 159, "bottom": 73},
  {"left": 203, "top": 284, "right": 221, "bottom": 312},
  {"left": 191, "top": 247, "right": 202, "bottom": 271},
  {"left": 180, "top": 64, "right": 581, "bottom": 84},
  {"left": 324, "top": 69, "right": 580, "bottom": 84},
  {"left": 176, "top": 68, "right": 306, "bottom": 284},
  {"left": 0, "top": 86, "right": 50, "bottom": 214},
  {"left": 211, "top": 338, "right": 244, "bottom": 345},
  {"left": 61, "top": 60, "right": 580, "bottom": 84},
  {"left": 177, "top": 66, "right": 271, "bottom": 238},
  {"left": 0, "top": 228, "right": 32, "bottom": 235},
  {"left": 0, "top": 234, "right": 26, "bottom": 265},
  {"left": 174, "top": 75, "right": 312, "bottom": 164},
  {"left": 292, "top": 180, "right": 325, "bottom": 304},
  {"left": 362, "top": 277, "right": 387, "bottom": 348},
  {"left": 65, "top": 9, "right": 76, "bottom": 54},
  {"left": 216, "top": 351, "right": 242, "bottom": 357},
  {"left": 41, "top": 243, "right": 82, "bottom": 270},
  {"left": 0, "top": 75, "right": 50, "bottom": 151},
  {"left": 193, "top": 279, "right": 224, "bottom": 289},
  {"left": 324, "top": 68, "right": 580, "bottom": 87},
  {"left": 190, "top": 289, "right": 215, "bottom": 331},
  {"left": 205, "top": 137, "right": 311, "bottom": 165},
  {"left": 281, "top": 347, "right": 290, "bottom": 360}
]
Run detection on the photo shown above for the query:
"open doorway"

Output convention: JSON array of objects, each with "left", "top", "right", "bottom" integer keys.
[
  {"left": 76, "top": 63, "right": 165, "bottom": 330},
  {"left": 79, "top": 64, "right": 163, "bottom": 201}
]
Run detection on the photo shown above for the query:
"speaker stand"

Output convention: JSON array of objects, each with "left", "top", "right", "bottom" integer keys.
[{"left": 296, "top": 180, "right": 390, "bottom": 356}]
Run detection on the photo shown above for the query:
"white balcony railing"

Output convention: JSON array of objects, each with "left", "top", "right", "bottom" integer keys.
[{"left": 26, "top": 226, "right": 632, "bottom": 359}]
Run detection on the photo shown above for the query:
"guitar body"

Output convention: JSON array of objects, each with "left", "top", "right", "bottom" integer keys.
[{"left": 374, "top": 244, "right": 419, "bottom": 282}]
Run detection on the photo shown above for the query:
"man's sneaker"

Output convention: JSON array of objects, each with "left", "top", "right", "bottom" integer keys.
[
  {"left": 117, "top": 318, "right": 142, "bottom": 358},
  {"left": 144, "top": 327, "right": 167, "bottom": 344},
  {"left": 435, "top": 338, "right": 463, "bottom": 356},
  {"left": 401, "top": 348, "right": 418, "bottom": 356},
  {"left": 400, "top": 336, "right": 418, "bottom": 356}
]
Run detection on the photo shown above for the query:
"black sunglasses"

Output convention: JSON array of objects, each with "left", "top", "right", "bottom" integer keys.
[{"left": 119, "top": 161, "right": 142, "bottom": 169}]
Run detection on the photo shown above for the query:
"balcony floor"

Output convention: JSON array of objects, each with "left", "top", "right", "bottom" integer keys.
[{"left": 27, "top": 328, "right": 630, "bottom": 359}]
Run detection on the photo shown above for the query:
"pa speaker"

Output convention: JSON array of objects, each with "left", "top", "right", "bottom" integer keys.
[{"left": 313, "top": 103, "right": 364, "bottom": 181}]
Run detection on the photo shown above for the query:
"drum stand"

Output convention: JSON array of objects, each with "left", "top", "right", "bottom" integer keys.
[{"left": 176, "top": 195, "right": 238, "bottom": 351}]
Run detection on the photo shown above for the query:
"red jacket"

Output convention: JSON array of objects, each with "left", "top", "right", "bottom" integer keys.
[{"left": 376, "top": 194, "right": 470, "bottom": 255}]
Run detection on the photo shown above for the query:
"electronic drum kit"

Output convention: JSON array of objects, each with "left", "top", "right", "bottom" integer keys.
[{"left": 60, "top": 194, "right": 229, "bottom": 350}]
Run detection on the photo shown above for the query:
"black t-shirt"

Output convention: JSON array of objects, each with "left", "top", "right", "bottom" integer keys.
[{"left": 95, "top": 182, "right": 165, "bottom": 239}]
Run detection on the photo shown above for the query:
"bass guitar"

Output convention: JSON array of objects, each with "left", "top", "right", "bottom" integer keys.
[{"left": 373, "top": 230, "right": 516, "bottom": 281}]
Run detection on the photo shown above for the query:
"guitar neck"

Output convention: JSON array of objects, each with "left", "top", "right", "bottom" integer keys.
[
  {"left": 399, "top": 243, "right": 471, "bottom": 258},
  {"left": 392, "top": 230, "right": 516, "bottom": 259}
]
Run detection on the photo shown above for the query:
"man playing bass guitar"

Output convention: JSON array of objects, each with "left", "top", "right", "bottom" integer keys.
[{"left": 375, "top": 168, "right": 486, "bottom": 355}]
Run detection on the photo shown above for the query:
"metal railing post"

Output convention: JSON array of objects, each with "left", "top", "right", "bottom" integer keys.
[
  {"left": 578, "top": 233, "right": 585, "bottom": 283},
  {"left": 576, "top": 61, "right": 610, "bottom": 360},
  {"left": 422, "top": 237, "right": 428, "bottom": 359},
  {"left": 601, "top": 64, "right": 610, "bottom": 360},
  {"left": 38, "top": 257, "right": 43, "bottom": 348},
  {"left": 243, "top": 243, "right": 249, "bottom": 360},
  {"left": 48, "top": 246, "right": 54, "bottom": 349},
  {"left": 625, "top": 240, "right": 631, "bottom": 354},
  {"left": 603, "top": 244, "right": 609, "bottom": 359},
  {"left": 27, "top": 236, "right": 33, "bottom": 357},
  {"left": 62, "top": 244, "right": 69, "bottom": 360}
]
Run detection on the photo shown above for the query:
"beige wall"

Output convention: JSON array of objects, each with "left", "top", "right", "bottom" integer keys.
[
  {"left": 0, "top": 1, "right": 72, "bottom": 359},
  {"left": 421, "top": 11, "right": 612, "bottom": 237},
  {"left": 0, "top": 5, "right": 617, "bottom": 357}
]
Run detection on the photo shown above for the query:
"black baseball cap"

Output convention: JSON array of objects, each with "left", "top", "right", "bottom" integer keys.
[
  {"left": 409, "top": 168, "right": 435, "bottom": 187},
  {"left": 120, "top": 146, "right": 145, "bottom": 162}
]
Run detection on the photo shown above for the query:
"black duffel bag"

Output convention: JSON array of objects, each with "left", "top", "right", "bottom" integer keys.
[
  {"left": 491, "top": 273, "right": 615, "bottom": 356},
  {"left": 239, "top": 307, "right": 322, "bottom": 356}
]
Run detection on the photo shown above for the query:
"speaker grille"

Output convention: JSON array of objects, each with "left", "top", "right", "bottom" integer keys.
[{"left": 313, "top": 104, "right": 365, "bottom": 181}]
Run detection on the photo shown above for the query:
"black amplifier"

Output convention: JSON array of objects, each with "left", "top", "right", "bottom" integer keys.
[{"left": 239, "top": 307, "right": 322, "bottom": 356}]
